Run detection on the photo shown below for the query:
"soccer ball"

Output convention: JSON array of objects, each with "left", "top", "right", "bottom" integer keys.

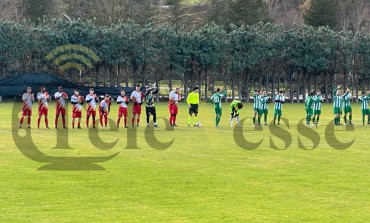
[
  {"left": 196, "top": 122, "right": 202, "bottom": 127},
  {"left": 233, "top": 122, "right": 238, "bottom": 127}
]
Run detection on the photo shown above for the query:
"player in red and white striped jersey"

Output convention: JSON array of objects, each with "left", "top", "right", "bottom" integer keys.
[
  {"left": 71, "top": 89, "right": 84, "bottom": 129},
  {"left": 19, "top": 87, "right": 34, "bottom": 128},
  {"left": 36, "top": 86, "right": 51, "bottom": 129},
  {"left": 130, "top": 85, "right": 144, "bottom": 127},
  {"left": 117, "top": 90, "right": 129, "bottom": 128},
  {"left": 169, "top": 87, "right": 181, "bottom": 126},
  {"left": 85, "top": 88, "right": 99, "bottom": 128},
  {"left": 99, "top": 94, "right": 110, "bottom": 128},
  {"left": 54, "top": 86, "right": 68, "bottom": 129}
]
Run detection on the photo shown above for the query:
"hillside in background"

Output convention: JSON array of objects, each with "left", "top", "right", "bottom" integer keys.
[{"left": 0, "top": 0, "right": 369, "bottom": 31}]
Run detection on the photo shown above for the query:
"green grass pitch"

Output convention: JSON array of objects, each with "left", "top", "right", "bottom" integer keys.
[{"left": 0, "top": 101, "right": 370, "bottom": 222}]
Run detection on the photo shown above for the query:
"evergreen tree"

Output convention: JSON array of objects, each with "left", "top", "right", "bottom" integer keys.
[
  {"left": 24, "top": 0, "right": 51, "bottom": 22},
  {"left": 208, "top": 0, "right": 270, "bottom": 28},
  {"left": 304, "top": 0, "right": 338, "bottom": 28}
]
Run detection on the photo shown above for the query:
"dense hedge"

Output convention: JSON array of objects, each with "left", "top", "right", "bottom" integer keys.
[{"left": 0, "top": 18, "right": 369, "bottom": 101}]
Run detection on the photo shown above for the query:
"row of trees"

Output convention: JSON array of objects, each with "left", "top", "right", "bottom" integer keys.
[{"left": 1, "top": 19, "right": 370, "bottom": 101}]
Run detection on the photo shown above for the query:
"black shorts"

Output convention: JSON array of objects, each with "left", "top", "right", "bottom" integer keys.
[
  {"left": 146, "top": 106, "right": 156, "bottom": 116},
  {"left": 189, "top": 104, "right": 199, "bottom": 114},
  {"left": 231, "top": 107, "right": 239, "bottom": 118}
]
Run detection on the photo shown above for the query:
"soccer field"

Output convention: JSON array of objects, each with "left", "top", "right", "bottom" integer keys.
[{"left": 1, "top": 102, "right": 370, "bottom": 222}]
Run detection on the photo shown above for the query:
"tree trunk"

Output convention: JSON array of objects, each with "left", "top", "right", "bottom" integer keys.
[
  {"left": 245, "top": 71, "right": 250, "bottom": 103},
  {"left": 197, "top": 68, "right": 202, "bottom": 101},
  {"left": 231, "top": 74, "right": 235, "bottom": 100},
  {"left": 204, "top": 67, "right": 208, "bottom": 101},
  {"left": 296, "top": 72, "right": 300, "bottom": 103},
  {"left": 325, "top": 73, "right": 329, "bottom": 103},
  {"left": 303, "top": 70, "right": 307, "bottom": 102},
  {"left": 289, "top": 70, "right": 293, "bottom": 103}
]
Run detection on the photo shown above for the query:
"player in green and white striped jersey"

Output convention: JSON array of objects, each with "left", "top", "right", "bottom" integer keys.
[
  {"left": 342, "top": 87, "right": 353, "bottom": 125},
  {"left": 209, "top": 88, "right": 227, "bottom": 127},
  {"left": 333, "top": 85, "right": 343, "bottom": 125},
  {"left": 252, "top": 90, "right": 261, "bottom": 125},
  {"left": 359, "top": 91, "right": 370, "bottom": 125},
  {"left": 258, "top": 91, "right": 271, "bottom": 125},
  {"left": 312, "top": 90, "right": 324, "bottom": 126},
  {"left": 305, "top": 92, "right": 315, "bottom": 126},
  {"left": 273, "top": 90, "right": 285, "bottom": 125}
]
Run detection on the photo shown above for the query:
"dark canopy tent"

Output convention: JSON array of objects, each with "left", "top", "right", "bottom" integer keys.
[{"left": 0, "top": 73, "right": 143, "bottom": 98}]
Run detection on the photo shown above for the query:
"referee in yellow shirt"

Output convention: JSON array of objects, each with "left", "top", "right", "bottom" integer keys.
[{"left": 187, "top": 87, "right": 200, "bottom": 126}]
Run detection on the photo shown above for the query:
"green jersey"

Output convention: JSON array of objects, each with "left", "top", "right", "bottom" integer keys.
[
  {"left": 305, "top": 96, "right": 314, "bottom": 110},
  {"left": 260, "top": 95, "right": 270, "bottom": 110},
  {"left": 313, "top": 95, "right": 323, "bottom": 110},
  {"left": 230, "top": 100, "right": 242, "bottom": 115},
  {"left": 253, "top": 93, "right": 261, "bottom": 109},
  {"left": 333, "top": 88, "right": 342, "bottom": 108},
  {"left": 274, "top": 95, "right": 285, "bottom": 110},
  {"left": 359, "top": 95, "right": 370, "bottom": 109},
  {"left": 210, "top": 92, "right": 226, "bottom": 108},
  {"left": 342, "top": 92, "right": 351, "bottom": 107}
]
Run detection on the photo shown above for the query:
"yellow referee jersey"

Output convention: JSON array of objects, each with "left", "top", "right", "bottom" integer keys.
[{"left": 187, "top": 91, "right": 199, "bottom": 105}]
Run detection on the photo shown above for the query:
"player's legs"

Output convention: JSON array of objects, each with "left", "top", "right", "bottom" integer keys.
[
  {"left": 86, "top": 112, "right": 90, "bottom": 127},
  {"left": 99, "top": 110, "right": 104, "bottom": 127},
  {"left": 253, "top": 109, "right": 258, "bottom": 124},
  {"left": 55, "top": 109, "right": 60, "bottom": 128},
  {"left": 27, "top": 113, "right": 31, "bottom": 128},
  {"left": 273, "top": 109, "right": 277, "bottom": 125},
  {"left": 152, "top": 107, "right": 158, "bottom": 127},
  {"left": 77, "top": 117, "right": 81, "bottom": 128},
  {"left": 117, "top": 113, "right": 122, "bottom": 128},
  {"left": 72, "top": 117, "right": 75, "bottom": 128},
  {"left": 277, "top": 110, "right": 281, "bottom": 124},
  {"left": 348, "top": 106, "right": 352, "bottom": 124},
  {"left": 117, "top": 108, "right": 123, "bottom": 128},
  {"left": 194, "top": 113, "right": 198, "bottom": 125},
  {"left": 44, "top": 109, "right": 49, "bottom": 128},
  {"left": 257, "top": 109, "right": 263, "bottom": 125},
  {"left": 146, "top": 107, "right": 151, "bottom": 126},
  {"left": 61, "top": 108, "right": 66, "bottom": 128},
  {"left": 92, "top": 111, "right": 96, "bottom": 128},
  {"left": 19, "top": 115, "right": 25, "bottom": 128},
  {"left": 193, "top": 105, "right": 199, "bottom": 125},
  {"left": 173, "top": 105, "right": 178, "bottom": 126},
  {"left": 215, "top": 107, "right": 222, "bottom": 127},
  {"left": 230, "top": 113, "right": 234, "bottom": 126},
  {"left": 362, "top": 109, "right": 365, "bottom": 125},
  {"left": 263, "top": 110, "right": 268, "bottom": 125},
  {"left": 306, "top": 109, "right": 312, "bottom": 125},
  {"left": 19, "top": 109, "right": 28, "bottom": 128},
  {"left": 333, "top": 108, "right": 340, "bottom": 125},
  {"left": 188, "top": 106, "right": 193, "bottom": 126},
  {"left": 104, "top": 113, "right": 108, "bottom": 127}
]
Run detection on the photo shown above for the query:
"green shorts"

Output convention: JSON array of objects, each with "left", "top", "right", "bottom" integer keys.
[
  {"left": 314, "top": 110, "right": 321, "bottom": 115},
  {"left": 343, "top": 106, "right": 352, "bottom": 114},
  {"left": 333, "top": 107, "right": 341, "bottom": 115},
  {"left": 215, "top": 107, "right": 222, "bottom": 116},
  {"left": 260, "top": 109, "right": 268, "bottom": 115},
  {"left": 362, "top": 109, "right": 369, "bottom": 116},
  {"left": 306, "top": 108, "right": 313, "bottom": 116},
  {"left": 253, "top": 108, "right": 259, "bottom": 113},
  {"left": 274, "top": 109, "right": 282, "bottom": 116}
]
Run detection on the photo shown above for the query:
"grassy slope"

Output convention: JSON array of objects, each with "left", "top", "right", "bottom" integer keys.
[{"left": 0, "top": 102, "right": 370, "bottom": 222}]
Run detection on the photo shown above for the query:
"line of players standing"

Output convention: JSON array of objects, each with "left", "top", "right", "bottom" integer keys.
[{"left": 19, "top": 84, "right": 182, "bottom": 129}]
